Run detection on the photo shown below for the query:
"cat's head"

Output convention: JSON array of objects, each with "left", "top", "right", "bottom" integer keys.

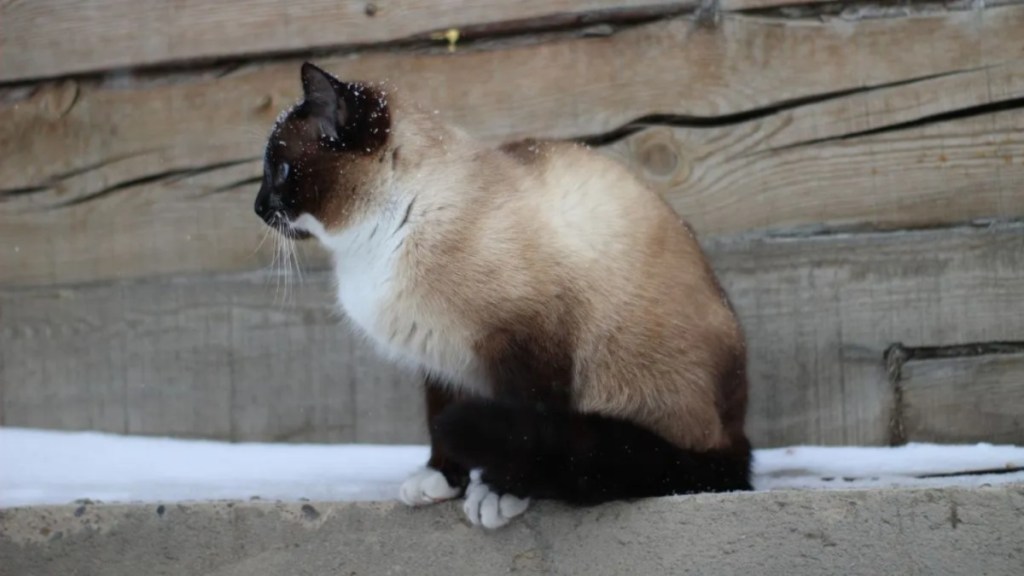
[{"left": 254, "top": 62, "right": 393, "bottom": 239}]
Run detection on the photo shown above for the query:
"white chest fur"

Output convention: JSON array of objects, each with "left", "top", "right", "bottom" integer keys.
[
  {"left": 330, "top": 216, "right": 407, "bottom": 355},
  {"left": 293, "top": 210, "right": 402, "bottom": 349},
  {"left": 308, "top": 209, "right": 483, "bottom": 389}
]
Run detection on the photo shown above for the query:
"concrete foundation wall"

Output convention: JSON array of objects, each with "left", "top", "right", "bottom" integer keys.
[{"left": 2, "top": 485, "right": 1022, "bottom": 575}]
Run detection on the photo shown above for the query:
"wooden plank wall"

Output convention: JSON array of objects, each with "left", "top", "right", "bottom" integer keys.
[
  {"left": 1, "top": 0, "right": 1023, "bottom": 447},
  {"left": 900, "top": 351, "right": 1024, "bottom": 445}
]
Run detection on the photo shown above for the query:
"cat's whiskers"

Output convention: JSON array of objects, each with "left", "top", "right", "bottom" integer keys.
[
  {"left": 269, "top": 219, "right": 309, "bottom": 306},
  {"left": 252, "top": 222, "right": 273, "bottom": 257},
  {"left": 280, "top": 232, "right": 292, "bottom": 302},
  {"left": 282, "top": 230, "right": 294, "bottom": 304},
  {"left": 288, "top": 228, "right": 305, "bottom": 285},
  {"left": 271, "top": 222, "right": 290, "bottom": 306},
  {"left": 270, "top": 225, "right": 281, "bottom": 303}
]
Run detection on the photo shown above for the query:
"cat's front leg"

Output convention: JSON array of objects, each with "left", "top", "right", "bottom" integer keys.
[
  {"left": 431, "top": 397, "right": 539, "bottom": 529},
  {"left": 399, "top": 377, "right": 470, "bottom": 506}
]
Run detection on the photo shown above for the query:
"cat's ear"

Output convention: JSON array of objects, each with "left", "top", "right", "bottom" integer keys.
[{"left": 300, "top": 62, "right": 345, "bottom": 140}]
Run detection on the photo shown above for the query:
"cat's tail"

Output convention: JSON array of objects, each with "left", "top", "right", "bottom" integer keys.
[{"left": 433, "top": 397, "right": 752, "bottom": 505}]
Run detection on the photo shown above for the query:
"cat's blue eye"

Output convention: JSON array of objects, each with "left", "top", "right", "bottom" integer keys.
[{"left": 275, "top": 162, "right": 290, "bottom": 185}]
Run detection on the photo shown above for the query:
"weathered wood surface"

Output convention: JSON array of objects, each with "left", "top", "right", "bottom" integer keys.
[
  {"left": 0, "top": 273, "right": 423, "bottom": 443},
  {"left": 0, "top": 0, "right": 691, "bottom": 82},
  {"left": 4, "top": 224, "right": 1022, "bottom": 446},
  {"left": 713, "top": 224, "right": 1024, "bottom": 446},
  {"left": 3, "top": 7, "right": 1024, "bottom": 287},
  {"left": 901, "top": 352, "right": 1024, "bottom": 445},
  {"left": 604, "top": 62, "right": 1024, "bottom": 237},
  {"left": 7, "top": 0, "right": 977, "bottom": 83}
]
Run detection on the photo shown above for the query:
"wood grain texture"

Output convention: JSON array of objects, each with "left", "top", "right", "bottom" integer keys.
[
  {"left": 711, "top": 224, "right": 1024, "bottom": 446},
  {"left": 7, "top": 0, "right": 1016, "bottom": 83},
  {"left": 604, "top": 62, "right": 1024, "bottom": 236},
  {"left": 3, "top": 8, "right": 1023, "bottom": 287},
  {"left": 901, "top": 352, "right": 1024, "bottom": 444},
  {"left": 0, "top": 0, "right": 689, "bottom": 82},
  {"left": 721, "top": 0, "right": 1024, "bottom": 14},
  {"left": 0, "top": 274, "right": 424, "bottom": 444},
  {"left": 719, "top": 0, "right": 826, "bottom": 8},
  {"left": 4, "top": 224, "right": 1022, "bottom": 446}
]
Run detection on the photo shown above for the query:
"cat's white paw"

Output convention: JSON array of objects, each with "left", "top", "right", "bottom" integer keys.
[
  {"left": 399, "top": 467, "right": 461, "bottom": 507},
  {"left": 463, "top": 469, "right": 530, "bottom": 529}
]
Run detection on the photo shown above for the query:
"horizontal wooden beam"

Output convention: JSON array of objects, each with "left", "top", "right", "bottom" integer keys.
[
  {"left": 711, "top": 223, "right": 1024, "bottom": 446},
  {"left": 3, "top": 8, "right": 1023, "bottom": 287},
  {"left": 0, "top": 0, "right": 692, "bottom": 83},
  {"left": 603, "top": 61, "right": 1024, "bottom": 236},
  {"left": 12, "top": 1, "right": 1000, "bottom": 83},
  {"left": 0, "top": 272, "right": 420, "bottom": 443},
  {"left": 4, "top": 224, "right": 1022, "bottom": 446},
  {"left": 900, "top": 350, "right": 1024, "bottom": 444}
]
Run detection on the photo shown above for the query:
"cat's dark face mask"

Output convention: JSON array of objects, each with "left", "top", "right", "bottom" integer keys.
[
  {"left": 254, "top": 143, "right": 308, "bottom": 238},
  {"left": 255, "top": 62, "right": 391, "bottom": 238}
]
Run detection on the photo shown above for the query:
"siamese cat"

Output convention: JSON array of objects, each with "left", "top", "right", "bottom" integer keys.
[{"left": 254, "top": 62, "right": 752, "bottom": 529}]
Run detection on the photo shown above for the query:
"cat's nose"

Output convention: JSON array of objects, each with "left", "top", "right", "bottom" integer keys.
[
  {"left": 254, "top": 185, "right": 277, "bottom": 221},
  {"left": 254, "top": 195, "right": 270, "bottom": 219}
]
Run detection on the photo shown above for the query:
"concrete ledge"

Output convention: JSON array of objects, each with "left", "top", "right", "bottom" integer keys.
[{"left": 2, "top": 485, "right": 1023, "bottom": 575}]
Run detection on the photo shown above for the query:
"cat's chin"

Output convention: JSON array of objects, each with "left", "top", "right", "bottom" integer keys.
[{"left": 259, "top": 215, "right": 313, "bottom": 240}]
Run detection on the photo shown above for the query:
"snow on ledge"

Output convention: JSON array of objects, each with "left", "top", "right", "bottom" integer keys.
[{"left": 2, "top": 427, "right": 1022, "bottom": 508}]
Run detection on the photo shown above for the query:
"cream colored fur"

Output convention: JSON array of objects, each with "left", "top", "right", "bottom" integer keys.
[{"left": 288, "top": 99, "right": 744, "bottom": 452}]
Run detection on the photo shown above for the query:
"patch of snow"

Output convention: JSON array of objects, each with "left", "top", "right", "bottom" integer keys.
[
  {"left": 754, "top": 443, "right": 1024, "bottom": 491},
  {"left": 0, "top": 427, "right": 426, "bottom": 508},
  {"left": 1, "top": 428, "right": 1022, "bottom": 508}
]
